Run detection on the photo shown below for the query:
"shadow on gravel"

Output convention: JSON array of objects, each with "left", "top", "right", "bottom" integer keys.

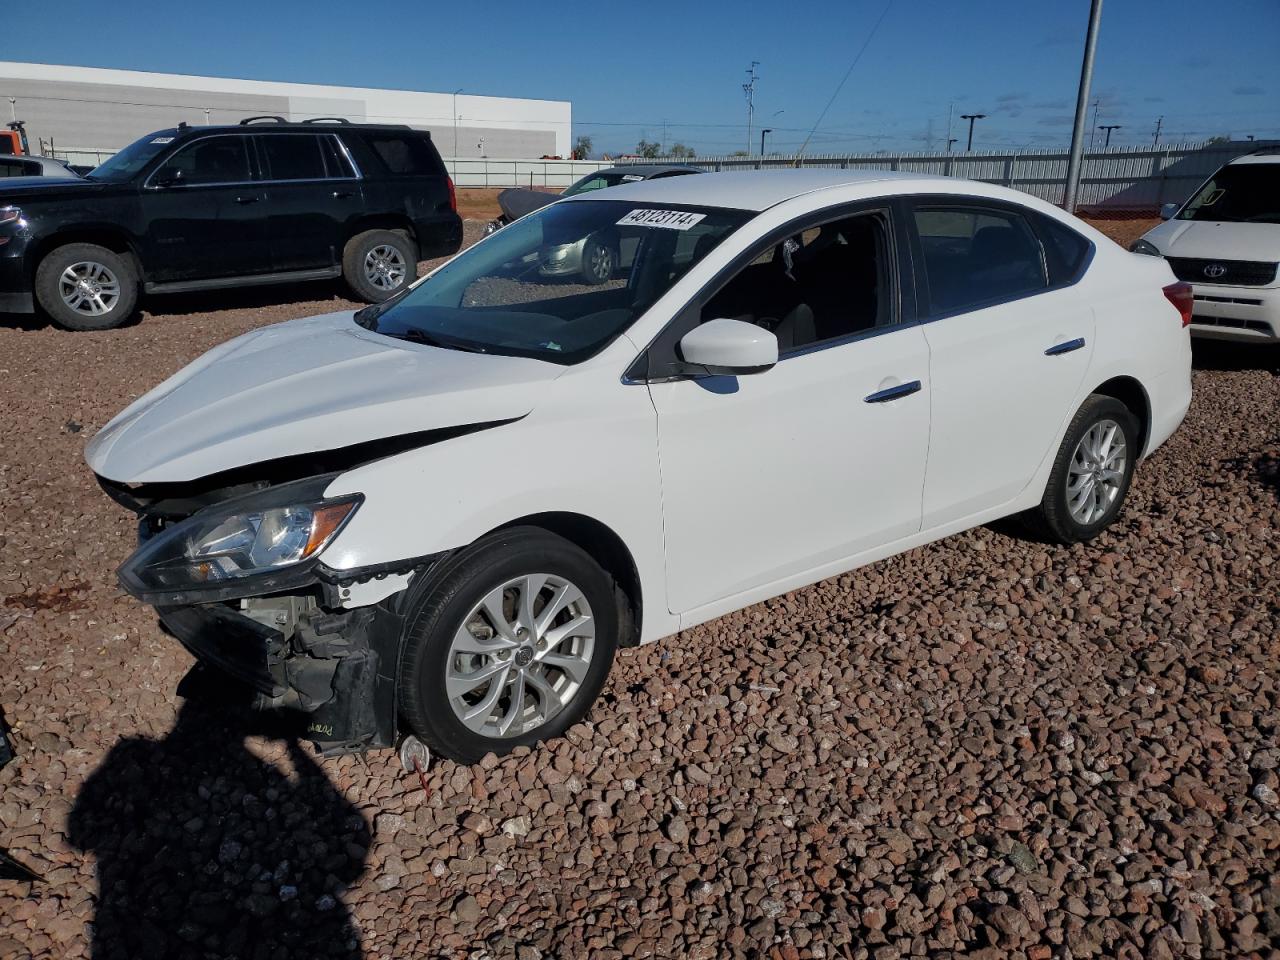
[
  {"left": 1192, "top": 339, "right": 1280, "bottom": 373},
  {"left": 69, "top": 676, "right": 370, "bottom": 960}
]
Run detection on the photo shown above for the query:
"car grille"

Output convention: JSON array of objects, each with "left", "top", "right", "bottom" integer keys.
[{"left": 1167, "top": 257, "right": 1278, "bottom": 286}]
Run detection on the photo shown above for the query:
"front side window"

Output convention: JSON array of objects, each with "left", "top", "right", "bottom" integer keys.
[
  {"left": 259, "top": 134, "right": 327, "bottom": 180},
  {"left": 358, "top": 199, "right": 750, "bottom": 364},
  {"left": 153, "top": 136, "right": 253, "bottom": 186},
  {"left": 1179, "top": 163, "right": 1280, "bottom": 224},
  {"left": 913, "top": 206, "right": 1047, "bottom": 315},
  {"left": 700, "top": 211, "right": 892, "bottom": 351}
]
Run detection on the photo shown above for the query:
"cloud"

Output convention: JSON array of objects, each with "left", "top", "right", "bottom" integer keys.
[
  {"left": 1233, "top": 85, "right": 1265, "bottom": 96},
  {"left": 1038, "top": 115, "right": 1075, "bottom": 127}
]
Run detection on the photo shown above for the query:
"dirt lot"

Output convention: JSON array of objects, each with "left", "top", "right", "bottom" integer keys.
[{"left": 0, "top": 218, "right": 1277, "bottom": 960}]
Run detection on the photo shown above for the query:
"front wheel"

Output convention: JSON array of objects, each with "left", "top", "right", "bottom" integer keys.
[
  {"left": 1033, "top": 394, "right": 1139, "bottom": 544},
  {"left": 397, "top": 528, "right": 618, "bottom": 763},
  {"left": 34, "top": 243, "right": 138, "bottom": 331},
  {"left": 579, "top": 236, "right": 616, "bottom": 285}
]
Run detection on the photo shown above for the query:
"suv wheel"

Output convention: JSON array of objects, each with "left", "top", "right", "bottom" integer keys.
[
  {"left": 35, "top": 243, "right": 138, "bottom": 331},
  {"left": 397, "top": 527, "right": 619, "bottom": 763},
  {"left": 343, "top": 229, "right": 416, "bottom": 303}
]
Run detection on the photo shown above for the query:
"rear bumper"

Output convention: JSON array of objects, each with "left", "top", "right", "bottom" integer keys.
[
  {"left": 416, "top": 212, "right": 463, "bottom": 260},
  {"left": 1188, "top": 283, "right": 1280, "bottom": 343}
]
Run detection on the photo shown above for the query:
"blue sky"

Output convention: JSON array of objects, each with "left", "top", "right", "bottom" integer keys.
[{"left": 5, "top": 0, "right": 1278, "bottom": 156}]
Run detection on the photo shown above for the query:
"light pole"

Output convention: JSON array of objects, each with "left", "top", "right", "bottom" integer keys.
[
  {"left": 1098, "top": 124, "right": 1121, "bottom": 147},
  {"left": 760, "top": 128, "right": 773, "bottom": 156},
  {"left": 946, "top": 137, "right": 958, "bottom": 152},
  {"left": 1063, "top": 0, "right": 1104, "bottom": 213},
  {"left": 742, "top": 61, "right": 759, "bottom": 154},
  {"left": 452, "top": 88, "right": 462, "bottom": 159},
  {"left": 1152, "top": 115, "right": 1163, "bottom": 148},
  {"left": 960, "top": 114, "right": 986, "bottom": 152}
]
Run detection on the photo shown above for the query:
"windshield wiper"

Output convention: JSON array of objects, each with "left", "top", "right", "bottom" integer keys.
[{"left": 389, "top": 329, "right": 488, "bottom": 354}]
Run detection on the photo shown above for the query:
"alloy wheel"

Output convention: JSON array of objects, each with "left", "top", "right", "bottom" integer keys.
[
  {"left": 59, "top": 261, "right": 121, "bottom": 317},
  {"left": 364, "top": 244, "right": 408, "bottom": 291},
  {"left": 446, "top": 574, "right": 596, "bottom": 738},
  {"left": 1066, "top": 418, "right": 1127, "bottom": 525},
  {"left": 587, "top": 243, "right": 614, "bottom": 282}
]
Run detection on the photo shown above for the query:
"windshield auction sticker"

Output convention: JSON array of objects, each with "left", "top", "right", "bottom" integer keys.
[{"left": 617, "top": 209, "right": 707, "bottom": 231}]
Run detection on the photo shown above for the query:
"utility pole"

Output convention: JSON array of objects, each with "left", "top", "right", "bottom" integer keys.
[
  {"left": 947, "top": 138, "right": 958, "bottom": 152},
  {"left": 661, "top": 119, "right": 668, "bottom": 156},
  {"left": 1098, "top": 124, "right": 1121, "bottom": 147},
  {"left": 960, "top": 113, "right": 986, "bottom": 152},
  {"left": 1088, "top": 98, "right": 1101, "bottom": 151},
  {"left": 1151, "top": 115, "right": 1163, "bottom": 148},
  {"left": 452, "top": 89, "right": 463, "bottom": 159},
  {"left": 761, "top": 128, "right": 773, "bottom": 156},
  {"left": 946, "top": 101, "right": 954, "bottom": 154},
  {"left": 743, "top": 61, "right": 760, "bottom": 155},
  {"left": 1063, "top": 0, "right": 1104, "bottom": 213}
]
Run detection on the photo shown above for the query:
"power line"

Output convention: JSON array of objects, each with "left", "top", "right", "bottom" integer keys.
[{"left": 795, "top": 0, "right": 896, "bottom": 157}]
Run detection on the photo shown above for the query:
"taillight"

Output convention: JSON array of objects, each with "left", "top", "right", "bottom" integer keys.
[
  {"left": 446, "top": 177, "right": 457, "bottom": 213},
  {"left": 1163, "top": 281, "right": 1193, "bottom": 328}
]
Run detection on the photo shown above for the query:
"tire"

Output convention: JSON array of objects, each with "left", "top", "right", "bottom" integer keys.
[
  {"left": 579, "top": 235, "right": 616, "bottom": 285},
  {"left": 342, "top": 229, "right": 416, "bottom": 303},
  {"left": 34, "top": 243, "right": 138, "bottom": 331},
  {"left": 1033, "top": 394, "right": 1140, "bottom": 544},
  {"left": 397, "top": 527, "right": 619, "bottom": 763}
]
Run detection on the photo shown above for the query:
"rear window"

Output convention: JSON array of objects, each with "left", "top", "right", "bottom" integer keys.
[
  {"left": 0, "top": 159, "right": 36, "bottom": 177},
  {"left": 355, "top": 132, "right": 445, "bottom": 176}
]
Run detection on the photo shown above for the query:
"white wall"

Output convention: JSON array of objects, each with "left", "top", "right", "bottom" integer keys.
[{"left": 0, "top": 61, "right": 572, "bottom": 158}]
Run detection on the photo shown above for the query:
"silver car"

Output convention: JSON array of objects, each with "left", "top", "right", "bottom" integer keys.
[{"left": 0, "top": 154, "right": 82, "bottom": 179}]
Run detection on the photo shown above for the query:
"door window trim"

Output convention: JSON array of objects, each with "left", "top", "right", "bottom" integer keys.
[
  {"left": 904, "top": 195, "right": 1095, "bottom": 322},
  {"left": 254, "top": 132, "right": 364, "bottom": 184},
  {"left": 626, "top": 199, "right": 915, "bottom": 383}
]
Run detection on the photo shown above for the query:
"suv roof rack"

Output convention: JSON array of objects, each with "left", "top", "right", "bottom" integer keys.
[
  {"left": 239, "top": 115, "right": 287, "bottom": 125},
  {"left": 301, "top": 117, "right": 351, "bottom": 124}
]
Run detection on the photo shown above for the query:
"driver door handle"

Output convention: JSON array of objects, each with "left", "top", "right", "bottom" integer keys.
[
  {"left": 864, "top": 380, "right": 922, "bottom": 403},
  {"left": 234, "top": 194, "right": 261, "bottom": 205},
  {"left": 332, "top": 190, "right": 355, "bottom": 199}
]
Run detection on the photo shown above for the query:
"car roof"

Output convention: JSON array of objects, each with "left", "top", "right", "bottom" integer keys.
[
  {"left": 596, "top": 164, "right": 702, "bottom": 178},
  {"left": 561, "top": 168, "right": 951, "bottom": 212},
  {"left": 1228, "top": 149, "right": 1280, "bottom": 166}
]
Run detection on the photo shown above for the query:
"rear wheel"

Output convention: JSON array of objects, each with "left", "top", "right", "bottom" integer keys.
[
  {"left": 1033, "top": 394, "right": 1139, "bottom": 543},
  {"left": 35, "top": 243, "right": 138, "bottom": 331},
  {"left": 397, "top": 527, "right": 618, "bottom": 763},
  {"left": 342, "top": 229, "right": 416, "bottom": 303}
]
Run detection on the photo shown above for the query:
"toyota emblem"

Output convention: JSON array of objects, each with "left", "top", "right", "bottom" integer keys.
[{"left": 1203, "top": 263, "right": 1227, "bottom": 279}]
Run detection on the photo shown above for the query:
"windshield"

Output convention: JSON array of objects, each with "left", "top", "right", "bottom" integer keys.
[
  {"left": 359, "top": 199, "right": 751, "bottom": 364},
  {"left": 562, "top": 171, "right": 648, "bottom": 197},
  {"left": 85, "top": 132, "right": 177, "bottom": 183},
  {"left": 1179, "top": 163, "right": 1280, "bottom": 223}
]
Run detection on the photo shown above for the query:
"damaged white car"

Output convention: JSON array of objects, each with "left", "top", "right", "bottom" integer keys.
[{"left": 87, "top": 171, "right": 1192, "bottom": 763}]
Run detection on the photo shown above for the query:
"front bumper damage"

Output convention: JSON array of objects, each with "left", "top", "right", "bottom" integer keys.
[{"left": 149, "top": 558, "right": 437, "bottom": 755}]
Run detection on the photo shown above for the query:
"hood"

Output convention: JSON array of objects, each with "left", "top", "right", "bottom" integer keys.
[
  {"left": 0, "top": 176, "right": 113, "bottom": 203},
  {"left": 497, "top": 187, "right": 559, "bottom": 221},
  {"left": 1143, "top": 218, "right": 1280, "bottom": 262},
  {"left": 85, "top": 311, "right": 564, "bottom": 483}
]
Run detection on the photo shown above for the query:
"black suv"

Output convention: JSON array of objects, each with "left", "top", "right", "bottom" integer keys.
[{"left": 0, "top": 118, "right": 462, "bottom": 330}]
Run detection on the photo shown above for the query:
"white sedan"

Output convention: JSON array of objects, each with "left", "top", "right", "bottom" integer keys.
[{"left": 86, "top": 171, "right": 1193, "bottom": 762}]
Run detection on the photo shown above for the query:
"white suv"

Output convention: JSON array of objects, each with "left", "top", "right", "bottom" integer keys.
[{"left": 1132, "top": 150, "right": 1280, "bottom": 343}]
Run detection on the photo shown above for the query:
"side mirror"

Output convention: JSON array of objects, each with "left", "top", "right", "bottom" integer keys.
[
  {"left": 154, "top": 167, "right": 185, "bottom": 188},
  {"left": 1160, "top": 202, "right": 1179, "bottom": 220},
  {"left": 678, "top": 318, "right": 778, "bottom": 376}
]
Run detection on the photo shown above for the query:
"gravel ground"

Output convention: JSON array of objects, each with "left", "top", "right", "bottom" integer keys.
[{"left": 0, "top": 219, "right": 1278, "bottom": 960}]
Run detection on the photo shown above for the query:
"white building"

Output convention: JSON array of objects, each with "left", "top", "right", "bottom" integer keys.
[{"left": 0, "top": 61, "right": 572, "bottom": 162}]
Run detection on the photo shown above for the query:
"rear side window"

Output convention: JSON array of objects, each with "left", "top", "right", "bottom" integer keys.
[
  {"left": 0, "top": 159, "right": 36, "bottom": 177},
  {"left": 1032, "top": 213, "right": 1091, "bottom": 285},
  {"left": 259, "top": 134, "right": 327, "bottom": 180},
  {"left": 912, "top": 206, "right": 1047, "bottom": 315},
  {"left": 357, "top": 132, "right": 444, "bottom": 176}
]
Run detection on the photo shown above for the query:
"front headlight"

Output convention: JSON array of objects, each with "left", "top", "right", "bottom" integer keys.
[
  {"left": 119, "top": 478, "right": 361, "bottom": 599},
  {"left": 1129, "top": 238, "right": 1162, "bottom": 256},
  {"left": 0, "top": 206, "right": 23, "bottom": 227}
]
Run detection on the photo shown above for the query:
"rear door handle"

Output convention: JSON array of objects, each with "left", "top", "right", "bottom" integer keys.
[
  {"left": 332, "top": 190, "right": 355, "bottom": 199},
  {"left": 234, "top": 195, "right": 261, "bottom": 205},
  {"left": 1045, "top": 337, "right": 1086, "bottom": 356},
  {"left": 864, "top": 380, "right": 922, "bottom": 403}
]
